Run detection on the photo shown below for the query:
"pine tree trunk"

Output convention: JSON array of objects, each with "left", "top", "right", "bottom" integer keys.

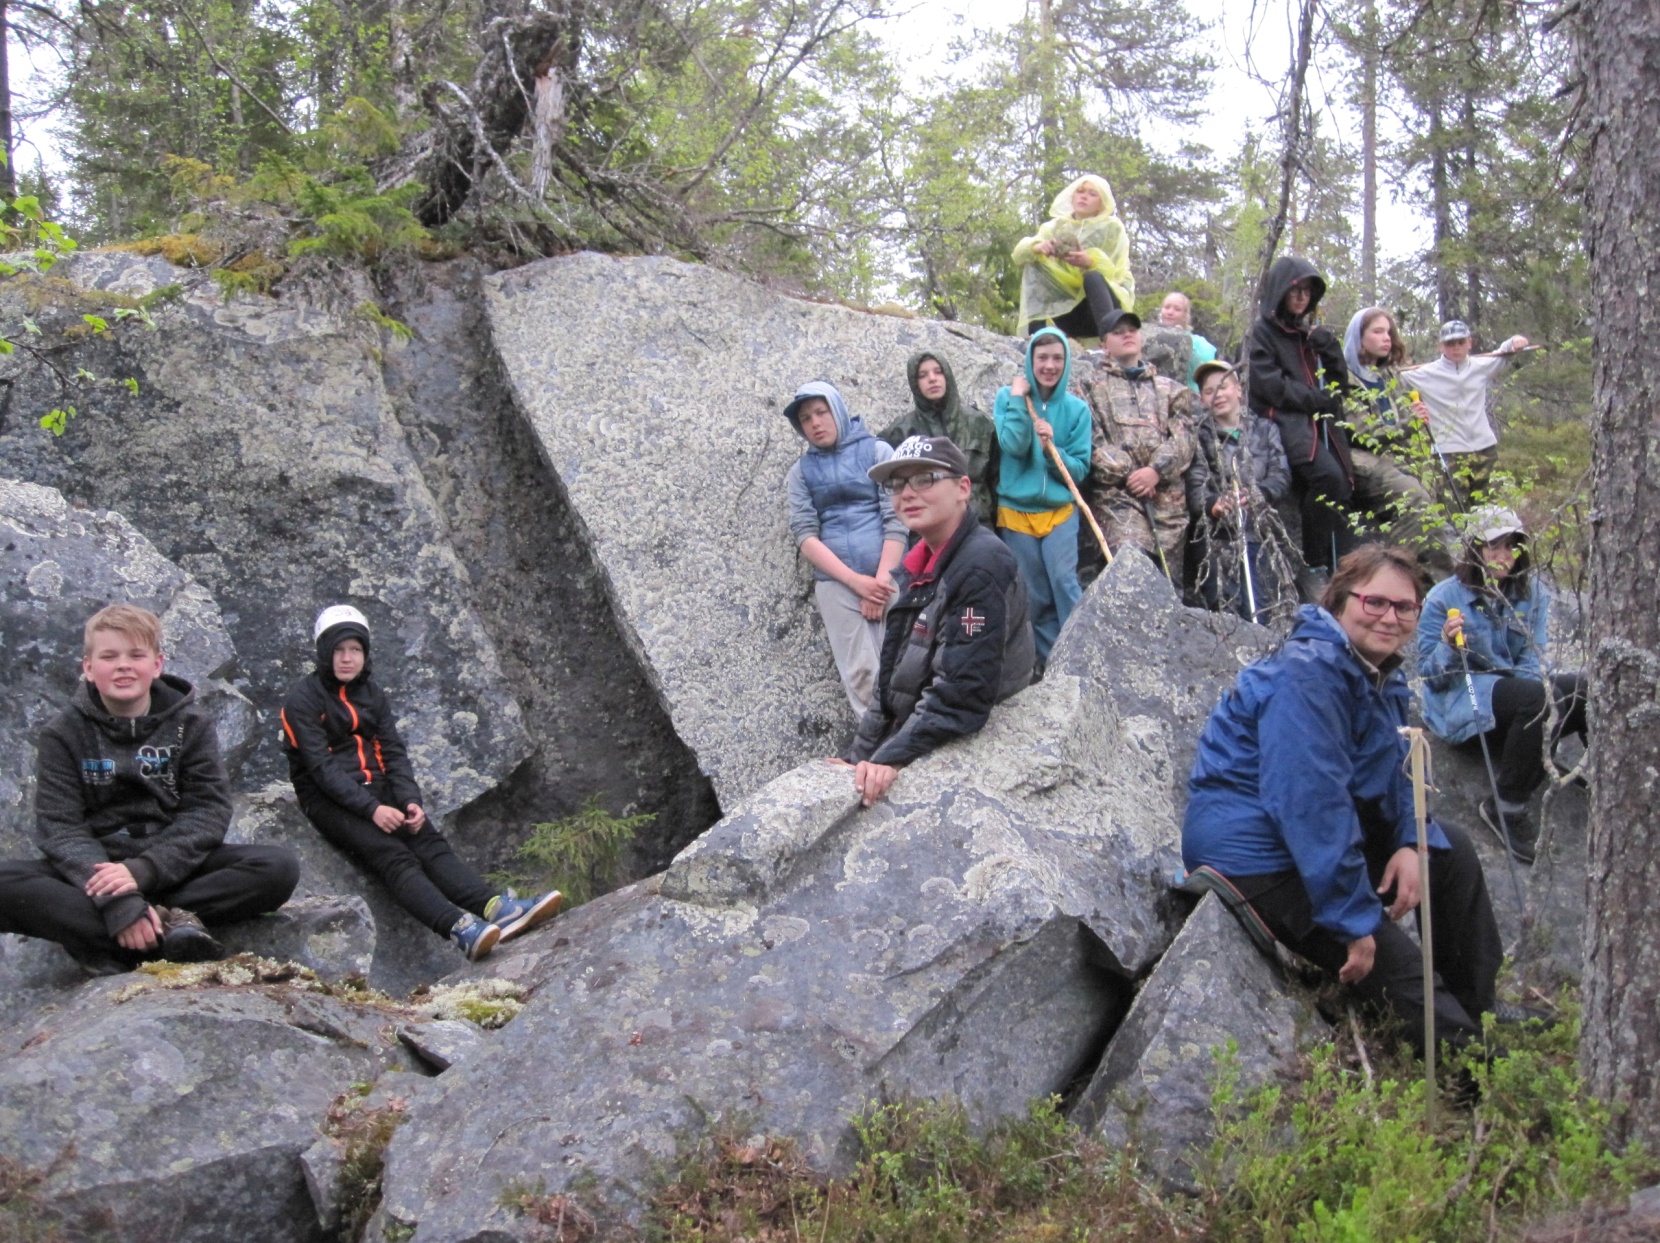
[
  {"left": 1360, "top": 0, "right": 1378, "bottom": 305},
  {"left": 1429, "top": 99, "right": 1456, "bottom": 323},
  {"left": 1580, "top": 0, "right": 1660, "bottom": 1154},
  {"left": 1461, "top": 89, "right": 1480, "bottom": 336},
  {"left": 0, "top": 0, "right": 16, "bottom": 206},
  {"left": 1037, "top": 0, "right": 1062, "bottom": 190}
]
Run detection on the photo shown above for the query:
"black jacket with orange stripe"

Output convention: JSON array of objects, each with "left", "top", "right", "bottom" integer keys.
[{"left": 280, "top": 671, "right": 423, "bottom": 819}]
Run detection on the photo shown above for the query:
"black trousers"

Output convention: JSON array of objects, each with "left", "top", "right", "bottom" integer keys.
[
  {"left": 1290, "top": 437, "right": 1361, "bottom": 571},
  {"left": 1028, "top": 270, "right": 1121, "bottom": 339},
  {"left": 1484, "top": 673, "right": 1589, "bottom": 804},
  {"left": 299, "top": 798, "right": 495, "bottom": 937},
  {"left": 1231, "top": 820, "right": 1501, "bottom": 1054},
  {"left": 0, "top": 845, "right": 298, "bottom": 957}
]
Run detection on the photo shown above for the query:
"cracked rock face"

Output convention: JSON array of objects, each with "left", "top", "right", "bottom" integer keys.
[
  {"left": 0, "top": 253, "right": 532, "bottom": 819},
  {"left": 485, "top": 252, "right": 1023, "bottom": 806},
  {"left": 1073, "top": 892, "right": 1330, "bottom": 1190},
  {"left": 374, "top": 555, "right": 1277, "bottom": 1239}
]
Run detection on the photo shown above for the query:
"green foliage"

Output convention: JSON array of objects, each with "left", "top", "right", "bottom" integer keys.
[
  {"left": 490, "top": 796, "right": 654, "bottom": 908},
  {"left": 1205, "top": 1012, "right": 1652, "bottom": 1243},
  {"left": 641, "top": 1002, "right": 1650, "bottom": 1243},
  {"left": 356, "top": 302, "right": 415, "bottom": 342},
  {"left": 324, "top": 1085, "right": 412, "bottom": 1242},
  {"left": 651, "top": 1096, "right": 1200, "bottom": 1241}
]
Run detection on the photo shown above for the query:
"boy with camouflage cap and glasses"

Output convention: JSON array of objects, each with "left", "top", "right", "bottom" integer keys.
[{"left": 838, "top": 436, "right": 1034, "bottom": 807}]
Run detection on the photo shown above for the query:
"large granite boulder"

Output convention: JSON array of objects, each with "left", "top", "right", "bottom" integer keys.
[
  {"left": 0, "top": 962, "right": 436, "bottom": 1243},
  {"left": 373, "top": 554, "right": 1277, "bottom": 1239},
  {"left": 0, "top": 253, "right": 531, "bottom": 818},
  {"left": 484, "top": 252, "right": 1023, "bottom": 806},
  {"left": 1074, "top": 892, "right": 1330, "bottom": 1190}
]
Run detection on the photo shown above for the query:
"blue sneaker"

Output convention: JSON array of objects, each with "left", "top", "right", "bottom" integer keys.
[
  {"left": 450, "top": 913, "right": 501, "bottom": 962},
  {"left": 483, "top": 889, "right": 564, "bottom": 943}
]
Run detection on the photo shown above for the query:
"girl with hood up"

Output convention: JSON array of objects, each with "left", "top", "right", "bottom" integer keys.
[
  {"left": 281, "top": 606, "right": 563, "bottom": 962},
  {"left": 1246, "top": 255, "right": 1357, "bottom": 580},
  {"left": 1415, "top": 508, "right": 1588, "bottom": 865},
  {"left": 882, "top": 351, "right": 1000, "bottom": 526},
  {"left": 1012, "top": 175, "right": 1136, "bottom": 340},
  {"left": 992, "top": 328, "right": 1093, "bottom": 667},
  {"left": 783, "top": 381, "right": 908, "bottom": 716},
  {"left": 1343, "top": 307, "right": 1451, "bottom": 569}
]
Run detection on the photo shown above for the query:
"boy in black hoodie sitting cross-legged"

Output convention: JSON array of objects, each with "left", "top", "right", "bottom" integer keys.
[
  {"left": 0, "top": 604, "right": 300, "bottom": 974},
  {"left": 281, "top": 605, "right": 561, "bottom": 962}
]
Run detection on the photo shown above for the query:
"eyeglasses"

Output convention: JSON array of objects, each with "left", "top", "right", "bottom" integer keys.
[
  {"left": 1352, "top": 593, "right": 1421, "bottom": 620},
  {"left": 881, "top": 471, "right": 957, "bottom": 496}
]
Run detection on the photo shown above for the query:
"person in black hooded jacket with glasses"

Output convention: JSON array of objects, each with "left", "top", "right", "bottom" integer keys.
[
  {"left": 1246, "top": 256, "right": 1359, "bottom": 583},
  {"left": 281, "top": 605, "right": 562, "bottom": 962}
]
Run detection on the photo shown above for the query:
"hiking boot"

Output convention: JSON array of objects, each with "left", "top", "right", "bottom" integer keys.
[
  {"left": 158, "top": 908, "right": 225, "bottom": 963},
  {"left": 1492, "top": 1000, "right": 1558, "bottom": 1029},
  {"left": 483, "top": 889, "right": 563, "bottom": 943},
  {"left": 450, "top": 913, "right": 501, "bottom": 962},
  {"left": 1478, "top": 798, "right": 1537, "bottom": 865}
]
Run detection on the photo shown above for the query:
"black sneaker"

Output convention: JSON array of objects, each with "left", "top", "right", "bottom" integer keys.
[
  {"left": 158, "top": 907, "right": 225, "bottom": 963},
  {"left": 1478, "top": 798, "right": 1536, "bottom": 865}
]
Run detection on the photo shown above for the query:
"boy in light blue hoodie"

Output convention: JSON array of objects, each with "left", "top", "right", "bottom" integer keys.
[
  {"left": 993, "top": 328, "right": 1093, "bottom": 665},
  {"left": 784, "top": 381, "right": 908, "bottom": 716}
]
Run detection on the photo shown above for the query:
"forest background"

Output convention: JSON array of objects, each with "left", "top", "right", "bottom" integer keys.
[{"left": 0, "top": 0, "right": 1587, "bottom": 414}]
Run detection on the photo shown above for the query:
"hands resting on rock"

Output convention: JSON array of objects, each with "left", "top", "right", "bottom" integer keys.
[{"left": 827, "top": 758, "right": 900, "bottom": 807}]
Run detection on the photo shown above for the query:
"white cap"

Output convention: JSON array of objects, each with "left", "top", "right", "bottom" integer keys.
[
  {"left": 313, "top": 604, "right": 370, "bottom": 640},
  {"left": 1468, "top": 506, "right": 1525, "bottom": 544}
]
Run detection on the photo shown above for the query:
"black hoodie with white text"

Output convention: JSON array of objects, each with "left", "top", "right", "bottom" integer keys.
[{"left": 32, "top": 673, "right": 233, "bottom": 935}]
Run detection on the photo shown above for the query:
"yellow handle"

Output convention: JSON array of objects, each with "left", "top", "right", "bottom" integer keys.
[
  {"left": 1408, "top": 389, "right": 1420, "bottom": 403},
  {"left": 1447, "top": 606, "right": 1466, "bottom": 648}
]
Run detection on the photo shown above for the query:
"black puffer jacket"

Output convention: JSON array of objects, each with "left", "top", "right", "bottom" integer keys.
[
  {"left": 33, "top": 674, "right": 233, "bottom": 935},
  {"left": 281, "top": 658, "right": 423, "bottom": 820},
  {"left": 845, "top": 511, "right": 1034, "bottom": 767},
  {"left": 1246, "top": 256, "right": 1353, "bottom": 476}
]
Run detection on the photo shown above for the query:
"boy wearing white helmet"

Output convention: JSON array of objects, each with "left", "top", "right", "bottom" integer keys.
[{"left": 281, "top": 606, "right": 562, "bottom": 960}]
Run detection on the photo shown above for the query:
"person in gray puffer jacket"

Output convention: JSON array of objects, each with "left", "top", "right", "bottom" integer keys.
[
  {"left": 784, "top": 380, "right": 907, "bottom": 716},
  {"left": 0, "top": 604, "right": 297, "bottom": 973}
]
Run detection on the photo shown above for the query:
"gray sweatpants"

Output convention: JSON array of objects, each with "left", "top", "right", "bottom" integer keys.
[{"left": 815, "top": 579, "right": 885, "bottom": 717}]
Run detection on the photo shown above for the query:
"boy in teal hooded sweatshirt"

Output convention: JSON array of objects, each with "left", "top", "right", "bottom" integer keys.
[{"left": 993, "top": 327, "right": 1093, "bottom": 664}]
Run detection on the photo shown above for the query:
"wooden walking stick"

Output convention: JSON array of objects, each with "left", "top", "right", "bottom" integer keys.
[
  {"left": 1402, "top": 725, "right": 1437, "bottom": 1129},
  {"left": 1023, "top": 392, "right": 1111, "bottom": 565}
]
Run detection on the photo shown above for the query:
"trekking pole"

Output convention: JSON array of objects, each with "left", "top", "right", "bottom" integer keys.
[
  {"left": 1447, "top": 607, "right": 1526, "bottom": 909},
  {"left": 1411, "top": 390, "right": 1469, "bottom": 515},
  {"left": 1233, "top": 475, "right": 1258, "bottom": 621},
  {"left": 1402, "top": 725, "right": 1437, "bottom": 1128},
  {"left": 1141, "top": 495, "right": 1173, "bottom": 581},
  {"left": 1023, "top": 393, "right": 1112, "bottom": 566}
]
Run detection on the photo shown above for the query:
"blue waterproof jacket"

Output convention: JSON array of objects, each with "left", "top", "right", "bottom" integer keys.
[
  {"left": 1415, "top": 575, "right": 1548, "bottom": 743},
  {"left": 992, "top": 327, "right": 1092, "bottom": 513},
  {"left": 784, "top": 381, "right": 903, "bottom": 580},
  {"left": 1183, "top": 605, "right": 1450, "bottom": 943}
]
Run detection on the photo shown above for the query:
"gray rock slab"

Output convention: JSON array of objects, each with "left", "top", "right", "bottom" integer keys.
[
  {"left": 484, "top": 252, "right": 1024, "bottom": 805},
  {"left": 0, "top": 976, "right": 413, "bottom": 1243},
  {"left": 397, "top": 1018, "right": 487, "bottom": 1072},
  {"left": 375, "top": 554, "right": 1274, "bottom": 1239},
  {"left": 378, "top": 260, "right": 721, "bottom": 877},
  {"left": 1073, "top": 892, "right": 1330, "bottom": 1191},
  {"left": 217, "top": 893, "right": 376, "bottom": 982},
  {"left": 0, "top": 254, "right": 532, "bottom": 819},
  {"left": 1424, "top": 734, "right": 1588, "bottom": 987},
  {"left": 0, "top": 478, "right": 252, "bottom": 858}
]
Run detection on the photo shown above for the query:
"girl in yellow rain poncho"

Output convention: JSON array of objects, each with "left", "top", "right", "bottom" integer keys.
[{"left": 1012, "top": 174, "right": 1135, "bottom": 340}]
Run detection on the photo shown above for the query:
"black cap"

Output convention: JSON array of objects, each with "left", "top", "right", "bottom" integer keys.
[
  {"left": 1099, "top": 308, "right": 1142, "bottom": 334},
  {"left": 868, "top": 434, "right": 970, "bottom": 484}
]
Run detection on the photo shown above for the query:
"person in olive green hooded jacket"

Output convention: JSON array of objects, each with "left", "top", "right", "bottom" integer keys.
[{"left": 882, "top": 351, "right": 999, "bottom": 526}]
